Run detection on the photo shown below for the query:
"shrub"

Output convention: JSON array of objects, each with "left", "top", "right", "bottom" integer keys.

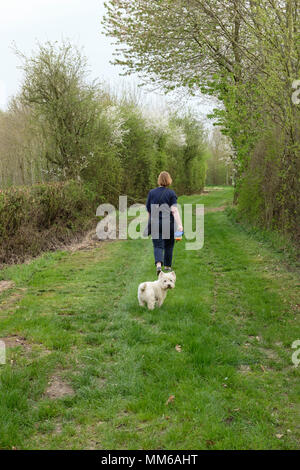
[{"left": 0, "top": 181, "right": 100, "bottom": 265}]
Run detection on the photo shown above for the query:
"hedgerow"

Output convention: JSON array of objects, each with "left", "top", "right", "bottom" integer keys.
[{"left": 0, "top": 181, "right": 100, "bottom": 264}]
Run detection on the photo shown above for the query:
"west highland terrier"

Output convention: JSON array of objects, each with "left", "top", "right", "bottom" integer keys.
[{"left": 138, "top": 271, "right": 176, "bottom": 310}]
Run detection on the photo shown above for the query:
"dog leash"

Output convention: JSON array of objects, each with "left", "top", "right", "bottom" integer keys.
[{"left": 172, "top": 230, "right": 184, "bottom": 269}]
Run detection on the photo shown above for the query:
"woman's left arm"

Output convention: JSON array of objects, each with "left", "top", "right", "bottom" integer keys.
[
  {"left": 171, "top": 205, "right": 183, "bottom": 232},
  {"left": 170, "top": 190, "right": 183, "bottom": 232}
]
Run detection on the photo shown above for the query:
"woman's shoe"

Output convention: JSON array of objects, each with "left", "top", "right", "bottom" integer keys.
[
  {"left": 164, "top": 267, "right": 172, "bottom": 272},
  {"left": 156, "top": 266, "right": 162, "bottom": 276}
]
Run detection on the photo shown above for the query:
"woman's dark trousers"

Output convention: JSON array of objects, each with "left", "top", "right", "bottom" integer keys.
[{"left": 152, "top": 236, "right": 175, "bottom": 266}]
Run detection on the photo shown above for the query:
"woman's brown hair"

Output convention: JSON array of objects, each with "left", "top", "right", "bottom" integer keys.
[{"left": 158, "top": 171, "right": 172, "bottom": 187}]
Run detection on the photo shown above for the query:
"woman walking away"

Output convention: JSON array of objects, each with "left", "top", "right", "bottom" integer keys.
[{"left": 146, "top": 171, "right": 183, "bottom": 275}]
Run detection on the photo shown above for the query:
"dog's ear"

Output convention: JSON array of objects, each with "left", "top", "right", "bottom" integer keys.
[{"left": 170, "top": 271, "right": 176, "bottom": 279}]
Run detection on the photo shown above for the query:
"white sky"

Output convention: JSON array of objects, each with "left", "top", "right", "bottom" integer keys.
[{"left": 0, "top": 0, "right": 215, "bottom": 120}]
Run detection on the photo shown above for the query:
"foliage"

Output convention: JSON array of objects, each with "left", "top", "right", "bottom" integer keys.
[
  {"left": 0, "top": 41, "right": 208, "bottom": 204},
  {"left": 0, "top": 181, "right": 99, "bottom": 264},
  {"left": 167, "top": 112, "right": 208, "bottom": 194},
  {"left": 206, "top": 128, "right": 234, "bottom": 186},
  {"left": 103, "top": 0, "right": 300, "bottom": 240},
  {"left": 15, "top": 40, "right": 105, "bottom": 179},
  {"left": 0, "top": 40, "right": 208, "bottom": 262}
]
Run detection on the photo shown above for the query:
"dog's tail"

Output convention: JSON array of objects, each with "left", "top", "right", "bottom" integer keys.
[{"left": 139, "top": 283, "right": 147, "bottom": 293}]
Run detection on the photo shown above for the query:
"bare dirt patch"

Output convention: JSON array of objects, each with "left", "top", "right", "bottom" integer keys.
[
  {"left": 66, "top": 227, "right": 122, "bottom": 253},
  {"left": 95, "top": 377, "right": 106, "bottom": 388},
  {"left": 45, "top": 375, "right": 75, "bottom": 399},
  {"left": 204, "top": 187, "right": 224, "bottom": 192},
  {"left": 0, "top": 335, "right": 51, "bottom": 362},
  {"left": 0, "top": 335, "right": 31, "bottom": 351},
  {"left": 0, "top": 280, "right": 15, "bottom": 294},
  {"left": 205, "top": 206, "right": 227, "bottom": 213},
  {"left": 0, "top": 288, "right": 26, "bottom": 313},
  {"left": 51, "top": 421, "right": 63, "bottom": 435},
  {"left": 194, "top": 206, "right": 227, "bottom": 215},
  {"left": 204, "top": 186, "right": 223, "bottom": 189},
  {"left": 238, "top": 364, "right": 251, "bottom": 374},
  {"left": 259, "top": 347, "right": 279, "bottom": 361},
  {"left": 67, "top": 230, "right": 101, "bottom": 252}
]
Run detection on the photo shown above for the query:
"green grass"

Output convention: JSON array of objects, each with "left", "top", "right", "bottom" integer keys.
[{"left": 0, "top": 187, "right": 299, "bottom": 449}]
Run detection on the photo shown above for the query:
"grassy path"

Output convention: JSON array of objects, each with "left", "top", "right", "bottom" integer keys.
[{"left": 0, "top": 187, "right": 299, "bottom": 449}]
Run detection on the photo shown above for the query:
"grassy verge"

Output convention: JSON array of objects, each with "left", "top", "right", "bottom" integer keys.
[
  {"left": 226, "top": 206, "right": 300, "bottom": 269},
  {"left": 0, "top": 187, "right": 299, "bottom": 449}
]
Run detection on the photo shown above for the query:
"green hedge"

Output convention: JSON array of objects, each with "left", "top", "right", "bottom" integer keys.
[{"left": 0, "top": 181, "right": 100, "bottom": 265}]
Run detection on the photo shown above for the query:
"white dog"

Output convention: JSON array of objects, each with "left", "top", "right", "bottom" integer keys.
[{"left": 138, "top": 271, "right": 176, "bottom": 310}]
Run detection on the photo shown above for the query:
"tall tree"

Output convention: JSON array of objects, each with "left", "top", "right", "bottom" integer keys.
[
  {"left": 16, "top": 40, "right": 102, "bottom": 178},
  {"left": 104, "top": 0, "right": 300, "bottom": 236}
]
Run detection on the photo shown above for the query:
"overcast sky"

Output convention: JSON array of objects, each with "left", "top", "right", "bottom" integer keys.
[{"left": 0, "top": 0, "right": 215, "bottom": 119}]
